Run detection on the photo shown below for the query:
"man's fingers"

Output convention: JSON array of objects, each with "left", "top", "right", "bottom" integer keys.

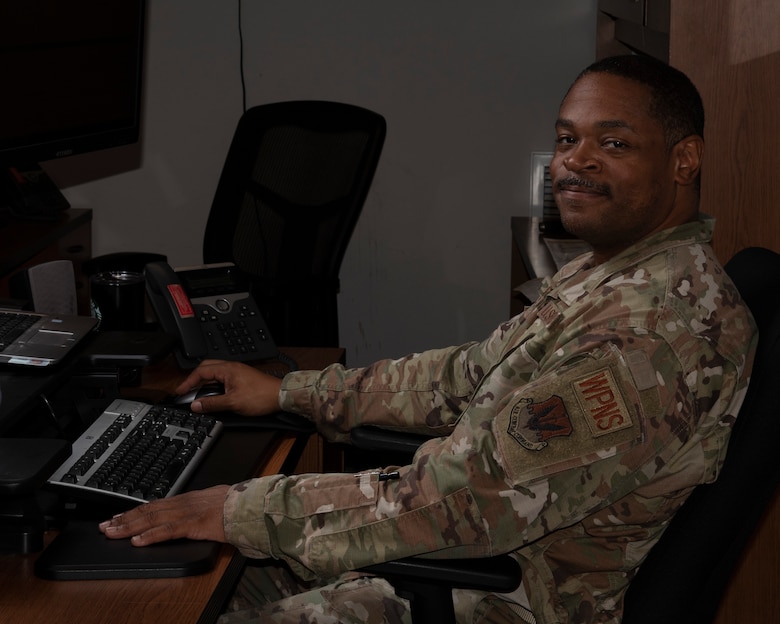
[
  {"left": 99, "top": 486, "right": 230, "bottom": 546},
  {"left": 100, "top": 502, "right": 174, "bottom": 541}
]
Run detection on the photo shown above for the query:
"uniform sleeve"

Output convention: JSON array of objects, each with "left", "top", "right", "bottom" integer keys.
[
  {"left": 224, "top": 337, "right": 726, "bottom": 582},
  {"left": 278, "top": 317, "right": 534, "bottom": 443}
]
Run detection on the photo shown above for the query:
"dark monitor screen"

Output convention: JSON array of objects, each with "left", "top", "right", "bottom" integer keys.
[{"left": 0, "top": 0, "right": 146, "bottom": 169}]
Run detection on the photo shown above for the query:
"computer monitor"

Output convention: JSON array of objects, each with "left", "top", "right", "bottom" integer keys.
[{"left": 0, "top": 0, "right": 146, "bottom": 218}]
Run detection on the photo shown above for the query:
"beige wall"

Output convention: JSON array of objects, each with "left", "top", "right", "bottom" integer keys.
[{"left": 46, "top": 0, "right": 598, "bottom": 367}]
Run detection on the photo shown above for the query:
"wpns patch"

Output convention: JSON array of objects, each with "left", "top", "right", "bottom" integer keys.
[
  {"left": 573, "top": 367, "right": 633, "bottom": 437},
  {"left": 507, "top": 396, "right": 573, "bottom": 451}
]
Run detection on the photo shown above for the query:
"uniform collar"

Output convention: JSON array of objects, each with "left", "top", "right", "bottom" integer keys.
[{"left": 545, "top": 215, "right": 715, "bottom": 306}]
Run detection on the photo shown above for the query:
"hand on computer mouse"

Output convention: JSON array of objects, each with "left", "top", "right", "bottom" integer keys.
[
  {"left": 173, "top": 382, "right": 225, "bottom": 406},
  {"left": 174, "top": 359, "right": 283, "bottom": 417}
]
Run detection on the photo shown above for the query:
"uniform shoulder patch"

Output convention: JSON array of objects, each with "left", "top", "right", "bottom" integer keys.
[
  {"left": 508, "top": 396, "right": 573, "bottom": 451},
  {"left": 493, "top": 346, "right": 646, "bottom": 484},
  {"left": 572, "top": 367, "right": 633, "bottom": 437}
]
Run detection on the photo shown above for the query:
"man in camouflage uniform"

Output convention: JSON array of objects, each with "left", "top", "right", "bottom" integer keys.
[{"left": 101, "top": 55, "right": 757, "bottom": 623}]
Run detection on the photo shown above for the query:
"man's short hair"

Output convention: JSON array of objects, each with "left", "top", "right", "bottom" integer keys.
[{"left": 575, "top": 54, "right": 704, "bottom": 151}]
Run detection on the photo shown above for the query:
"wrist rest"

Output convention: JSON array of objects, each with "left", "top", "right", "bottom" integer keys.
[
  {"left": 34, "top": 521, "right": 220, "bottom": 580},
  {"left": 216, "top": 411, "right": 315, "bottom": 433}
]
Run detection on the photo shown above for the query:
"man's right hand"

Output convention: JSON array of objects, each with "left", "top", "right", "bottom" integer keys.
[{"left": 175, "top": 359, "right": 283, "bottom": 417}]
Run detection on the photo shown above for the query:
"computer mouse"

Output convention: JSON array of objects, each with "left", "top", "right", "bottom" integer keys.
[{"left": 173, "top": 382, "right": 225, "bottom": 405}]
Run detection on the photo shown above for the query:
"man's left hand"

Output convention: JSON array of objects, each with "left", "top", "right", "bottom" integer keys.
[{"left": 99, "top": 485, "right": 230, "bottom": 547}]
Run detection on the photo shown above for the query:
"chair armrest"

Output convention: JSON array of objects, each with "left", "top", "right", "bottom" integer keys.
[
  {"left": 361, "top": 553, "right": 521, "bottom": 593},
  {"left": 350, "top": 425, "right": 436, "bottom": 457},
  {"left": 360, "top": 554, "right": 522, "bottom": 623}
]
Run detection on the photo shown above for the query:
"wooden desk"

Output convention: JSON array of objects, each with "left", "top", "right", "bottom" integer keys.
[{"left": 0, "top": 346, "right": 345, "bottom": 624}]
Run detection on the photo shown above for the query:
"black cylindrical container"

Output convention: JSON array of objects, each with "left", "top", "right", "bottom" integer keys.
[{"left": 90, "top": 271, "right": 145, "bottom": 331}]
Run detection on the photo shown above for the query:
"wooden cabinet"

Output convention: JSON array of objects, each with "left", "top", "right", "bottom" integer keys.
[
  {"left": 669, "top": 9, "right": 780, "bottom": 621},
  {"left": 598, "top": 0, "right": 780, "bottom": 263},
  {"left": 0, "top": 208, "right": 92, "bottom": 314},
  {"left": 598, "top": 0, "right": 671, "bottom": 61},
  {"left": 670, "top": 2, "right": 780, "bottom": 264},
  {"left": 598, "top": 4, "right": 780, "bottom": 621}
]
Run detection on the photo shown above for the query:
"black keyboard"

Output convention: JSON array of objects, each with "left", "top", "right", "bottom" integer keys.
[
  {"left": 47, "top": 399, "right": 223, "bottom": 504},
  {"left": 0, "top": 311, "right": 38, "bottom": 351}
]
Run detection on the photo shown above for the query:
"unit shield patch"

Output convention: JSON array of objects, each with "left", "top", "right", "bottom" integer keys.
[{"left": 508, "top": 396, "right": 572, "bottom": 451}]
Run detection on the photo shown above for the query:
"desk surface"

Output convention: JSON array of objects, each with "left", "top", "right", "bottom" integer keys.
[{"left": 0, "top": 346, "right": 344, "bottom": 624}]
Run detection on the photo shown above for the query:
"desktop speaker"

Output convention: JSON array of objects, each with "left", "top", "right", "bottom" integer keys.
[{"left": 9, "top": 259, "right": 78, "bottom": 316}]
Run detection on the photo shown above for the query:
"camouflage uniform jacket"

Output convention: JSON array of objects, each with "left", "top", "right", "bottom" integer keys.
[{"left": 223, "top": 216, "right": 756, "bottom": 623}]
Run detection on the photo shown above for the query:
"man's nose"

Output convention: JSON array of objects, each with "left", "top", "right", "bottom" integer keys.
[{"left": 563, "top": 142, "right": 600, "bottom": 172}]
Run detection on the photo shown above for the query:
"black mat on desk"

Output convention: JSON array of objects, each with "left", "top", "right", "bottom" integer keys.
[
  {"left": 34, "top": 521, "right": 220, "bottom": 580},
  {"left": 34, "top": 428, "right": 289, "bottom": 580}
]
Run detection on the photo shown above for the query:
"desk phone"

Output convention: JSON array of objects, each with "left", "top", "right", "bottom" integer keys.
[{"left": 145, "top": 261, "right": 278, "bottom": 369}]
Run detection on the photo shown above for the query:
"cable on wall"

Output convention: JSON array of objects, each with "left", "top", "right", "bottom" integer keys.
[{"left": 238, "top": 0, "right": 247, "bottom": 113}]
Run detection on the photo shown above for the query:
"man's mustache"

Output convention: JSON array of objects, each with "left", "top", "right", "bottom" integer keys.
[{"left": 555, "top": 176, "right": 611, "bottom": 196}]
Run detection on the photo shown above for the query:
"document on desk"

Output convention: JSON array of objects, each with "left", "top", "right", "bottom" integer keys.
[{"left": 543, "top": 236, "right": 592, "bottom": 271}]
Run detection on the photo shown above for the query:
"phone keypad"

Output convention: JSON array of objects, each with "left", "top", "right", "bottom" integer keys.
[{"left": 197, "top": 304, "right": 271, "bottom": 358}]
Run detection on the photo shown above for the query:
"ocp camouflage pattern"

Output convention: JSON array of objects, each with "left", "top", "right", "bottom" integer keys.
[{"left": 223, "top": 217, "right": 756, "bottom": 623}]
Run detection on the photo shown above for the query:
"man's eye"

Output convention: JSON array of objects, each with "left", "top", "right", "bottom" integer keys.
[
  {"left": 605, "top": 139, "right": 628, "bottom": 149},
  {"left": 556, "top": 136, "right": 576, "bottom": 145}
]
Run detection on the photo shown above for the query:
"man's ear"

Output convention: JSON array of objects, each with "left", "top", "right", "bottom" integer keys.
[{"left": 674, "top": 135, "right": 704, "bottom": 186}]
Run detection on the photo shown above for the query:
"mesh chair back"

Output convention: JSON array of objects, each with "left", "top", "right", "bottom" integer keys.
[{"left": 202, "top": 101, "right": 386, "bottom": 346}]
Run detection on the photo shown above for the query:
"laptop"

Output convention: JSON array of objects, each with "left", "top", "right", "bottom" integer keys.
[{"left": 0, "top": 308, "right": 97, "bottom": 367}]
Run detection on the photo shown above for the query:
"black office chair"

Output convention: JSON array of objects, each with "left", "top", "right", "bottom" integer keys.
[
  {"left": 202, "top": 100, "right": 386, "bottom": 348},
  {"left": 620, "top": 246, "right": 780, "bottom": 623},
  {"left": 356, "top": 246, "right": 780, "bottom": 624}
]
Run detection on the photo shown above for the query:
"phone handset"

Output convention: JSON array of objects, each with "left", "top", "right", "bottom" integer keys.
[{"left": 144, "top": 261, "right": 208, "bottom": 360}]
